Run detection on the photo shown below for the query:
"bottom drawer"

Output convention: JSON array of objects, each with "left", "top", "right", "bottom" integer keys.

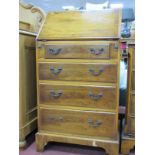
[
  {"left": 39, "top": 107, "right": 117, "bottom": 139},
  {"left": 130, "top": 117, "right": 135, "bottom": 135},
  {"left": 127, "top": 117, "right": 135, "bottom": 136}
]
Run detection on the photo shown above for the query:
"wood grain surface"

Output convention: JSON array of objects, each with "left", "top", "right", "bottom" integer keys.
[
  {"left": 38, "top": 81, "right": 117, "bottom": 111},
  {"left": 38, "top": 107, "right": 117, "bottom": 139},
  {"left": 37, "top": 41, "right": 119, "bottom": 60},
  {"left": 38, "top": 62, "right": 118, "bottom": 83},
  {"left": 37, "top": 10, "right": 122, "bottom": 40}
]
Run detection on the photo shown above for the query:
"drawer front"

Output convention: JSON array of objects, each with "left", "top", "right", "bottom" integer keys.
[
  {"left": 128, "top": 117, "right": 135, "bottom": 135},
  {"left": 130, "top": 94, "right": 135, "bottom": 115},
  {"left": 45, "top": 44, "right": 110, "bottom": 59},
  {"left": 131, "top": 70, "right": 135, "bottom": 90},
  {"left": 37, "top": 41, "right": 119, "bottom": 60},
  {"left": 39, "top": 108, "right": 117, "bottom": 139},
  {"left": 39, "top": 83, "right": 117, "bottom": 111},
  {"left": 39, "top": 62, "right": 117, "bottom": 83}
]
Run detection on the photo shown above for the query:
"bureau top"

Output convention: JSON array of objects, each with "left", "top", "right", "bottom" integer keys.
[{"left": 37, "top": 9, "right": 122, "bottom": 41}]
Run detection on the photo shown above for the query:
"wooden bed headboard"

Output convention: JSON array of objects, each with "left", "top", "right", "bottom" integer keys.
[{"left": 19, "top": 0, "right": 46, "bottom": 33}]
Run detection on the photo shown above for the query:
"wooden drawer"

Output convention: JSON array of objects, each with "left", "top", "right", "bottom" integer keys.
[
  {"left": 39, "top": 107, "right": 117, "bottom": 139},
  {"left": 38, "top": 61, "right": 117, "bottom": 83},
  {"left": 129, "top": 117, "right": 135, "bottom": 135},
  {"left": 127, "top": 117, "right": 135, "bottom": 136},
  {"left": 130, "top": 94, "right": 135, "bottom": 115},
  {"left": 131, "top": 70, "right": 135, "bottom": 90},
  {"left": 39, "top": 82, "right": 117, "bottom": 111},
  {"left": 37, "top": 41, "right": 119, "bottom": 60}
]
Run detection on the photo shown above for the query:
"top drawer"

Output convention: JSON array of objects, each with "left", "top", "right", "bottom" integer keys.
[{"left": 37, "top": 41, "right": 119, "bottom": 60}]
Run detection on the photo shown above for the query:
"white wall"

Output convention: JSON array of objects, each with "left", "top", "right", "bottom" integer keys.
[{"left": 23, "top": 0, "right": 135, "bottom": 13}]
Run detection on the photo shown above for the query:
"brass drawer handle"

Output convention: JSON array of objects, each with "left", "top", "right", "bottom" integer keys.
[
  {"left": 50, "top": 90, "right": 62, "bottom": 99},
  {"left": 88, "top": 119, "right": 102, "bottom": 128},
  {"left": 48, "top": 116, "right": 64, "bottom": 122},
  {"left": 89, "top": 67, "right": 104, "bottom": 76},
  {"left": 50, "top": 66, "right": 62, "bottom": 75},
  {"left": 48, "top": 48, "right": 62, "bottom": 55},
  {"left": 90, "top": 48, "right": 104, "bottom": 55},
  {"left": 88, "top": 92, "right": 103, "bottom": 101}
]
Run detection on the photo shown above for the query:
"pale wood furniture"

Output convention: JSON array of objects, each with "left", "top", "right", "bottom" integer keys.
[
  {"left": 19, "top": 0, "right": 45, "bottom": 148},
  {"left": 36, "top": 10, "right": 122, "bottom": 155},
  {"left": 19, "top": 0, "right": 46, "bottom": 33},
  {"left": 121, "top": 42, "right": 135, "bottom": 154}
]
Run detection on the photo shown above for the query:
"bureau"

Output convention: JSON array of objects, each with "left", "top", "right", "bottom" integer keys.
[
  {"left": 36, "top": 10, "right": 122, "bottom": 155},
  {"left": 121, "top": 42, "right": 135, "bottom": 154}
]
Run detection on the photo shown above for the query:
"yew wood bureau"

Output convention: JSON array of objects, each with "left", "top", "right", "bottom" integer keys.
[{"left": 36, "top": 10, "right": 122, "bottom": 155}]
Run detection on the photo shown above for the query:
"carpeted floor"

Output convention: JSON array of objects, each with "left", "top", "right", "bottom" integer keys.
[{"left": 19, "top": 132, "right": 134, "bottom": 155}]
